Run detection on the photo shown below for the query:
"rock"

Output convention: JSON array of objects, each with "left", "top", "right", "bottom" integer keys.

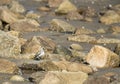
[
  {"left": 38, "top": 60, "right": 93, "bottom": 73},
  {"left": 0, "top": 30, "right": 21, "bottom": 58},
  {"left": 54, "top": 45, "right": 72, "bottom": 57},
  {"left": 66, "top": 11, "right": 83, "bottom": 20},
  {"left": 86, "top": 45, "right": 120, "bottom": 68},
  {"left": 30, "top": 71, "right": 88, "bottom": 84},
  {"left": 68, "top": 35, "right": 96, "bottom": 43},
  {"left": 109, "top": 26, "right": 120, "bottom": 33},
  {"left": 0, "top": 8, "right": 19, "bottom": 23},
  {"left": 38, "top": 60, "right": 60, "bottom": 71},
  {"left": 36, "top": 36, "right": 56, "bottom": 53},
  {"left": 7, "top": 30, "right": 20, "bottom": 37},
  {"left": 0, "top": 58, "right": 19, "bottom": 74},
  {"left": 70, "top": 44, "right": 83, "bottom": 50},
  {"left": 9, "top": 20, "right": 40, "bottom": 32},
  {"left": 71, "top": 50, "right": 87, "bottom": 60},
  {"left": 100, "top": 10, "right": 120, "bottom": 25},
  {"left": 48, "top": 0, "right": 63, "bottom": 7},
  {"left": 112, "top": 4, "right": 120, "bottom": 15},
  {"left": 2, "top": 82, "right": 12, "bottom": 84},
  {"left": 26, "top": 12, "right": 40, "bottom": 19},
  {"left": 37, "top": 6, "right": 50, "bottom": 12},
  {"left": 96, "top": 38, "right": 120, "bottom": 44},
  {"left": 39, "top": 53, "right": 66, "bottom": 61},
  {"left": 10, "top": 75, "right": 25, "bottom": 81},
  {"left": 114, "top": 44, "right": 120, "bottom": 56},
  {"left": 0, "top": 20, "right": 3, "bottom": 30},
  {"left": 0, "top": 0, "right": 12, "bottom": 5},
  {"left": 9, "top": 0, "right": 25, "bottom": 13},
  {"left": 50, "top": 19, "right": 76, "bottom": 33},
  {"left": 84, "top": 76, "right": 109, "bottom": 84},
  {"left": 77, "top": 7, "right": 96, "bottom": 22},
  {"left": 97, "top": 28, "right": 106, "bottom": 34},
  {"left": 55, "top": 0, "right": 77, "bottom": 14},
  {"left": 21, "top": 36, "right": 41, "bottom": 54},
  {"left": 75, "top": 27, "right": 95, "bottom": 35}
]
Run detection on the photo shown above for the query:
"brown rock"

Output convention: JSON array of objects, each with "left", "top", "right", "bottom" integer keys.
[
  {"left": 0, "top": 30, "right": 21, "bottom": 58},
  {"left": 109, "top": 26, "right": 120, "bottom": 33},
  {"left": 68, "top": 35, "right": 96, "bottom": 43},
  {"left": 86, "top": 45, "right": 120, "bottom": 68},
  {"left": 48, "top": 0, "right": 63, "bottom": 7},
  {"left": 21, "top": 36, "right": 41, "bottom": 54},
  {"left": 0, "top": 58, "right": 18, "bottom": 74},
  {"left": 75, "top": 27, "right": 95, "bottom": 35},
  {"left": 38, "top": 60, "right": 93, "bottom": 73},
  {"left": 55, "top": 0, "right": 77, "bottom": 14},
  {"left": 9, "top": 0, "right": 25, "bottom": 13},
  {"left": 0, "top": 0, "right": 12, "bottom": 5},
  {"left": 36, "top": 36, "right": 56, "bottom": 53},
  {"left": 66, "top": 11, "right": 83, "bottom": 20},
  {"left": 7, "top": 30, "right": 20, "bottom": 37},
  {"left": 96, "top": 38, "right": 120, "bottom": 44},
  {"left": 0, "top": 8, "right": 19, "bottom": 23},
  {"left": 97, "top": 28, "right": 106, "bottom": 34},
  {"left": 50, "top": 19, "right": 76, "bottom": 33},
  {"left": 26, "top": 12, "right": 40, "bottom": 19},
  {"left": 70, "top": 44, "right": 83, "bottom": 50},
  {"left": 30, "top": 71, "right": 88, "bottom": 84},
  {"left": 114, "top": 44, "right": 120, "bottom": 56},
  {"left": 9, "top": 20, "right": 40, "bottom": 32},
  {"left": 84, "top": 76, "right": 109, "bottom": 84},
  {"left": 10, "top": 75, "right": 25, "bottom": 81},
  {"left": 37, "top": 6, "right": 50, "bottom": 12},
  {"left": 100, "top": 10, "right": 120, "bottom": 25}
]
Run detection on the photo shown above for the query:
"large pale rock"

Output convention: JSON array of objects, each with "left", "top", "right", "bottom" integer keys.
[
  {"left": 68, "top": 35, "right": 96, "bottom": 43},
  {"left": 38, "top": 60, "right": 93, "bottom": 73},
  {"left": 9, "top": 20, "right": 40, "bottom": 32},
  {"left": 21, "top": 36, "right": 41, "bottom": 54},
  {"left": 30, "top": 71, "right": 88, "bottom": 84},
  {"left": 0, "top": 58, "right": 18, "bottom": 74},
  {"left": 0, "top": 8, "right": 19, "bottom": 23},
  {"left": 86, "top": 45, "right": 120, "bottom": 68},
  {"left": 0, "top": 30, "right": 21, "bottom": 57},
  {"left": 55, "top": 0, "right": 77, "bottom": 14},
  {"left": 75, "top": 28, "right": 95, "bottom": 35},
  {"left": 48, "top": 0, "right": 63, "bottom": 7},
  {"left": 9, "top": 0, "right": 25, "bottom": 13},
  {"left": 100, "top": 10, "right": 120, "bottom": 25},
  {"left": 50, "top": 19, "right": 76, "bottom": 33}
]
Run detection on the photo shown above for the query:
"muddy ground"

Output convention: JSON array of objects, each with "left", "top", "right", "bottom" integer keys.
[{"left": 0, "top": 0, "right": 120, "bottom": 84}]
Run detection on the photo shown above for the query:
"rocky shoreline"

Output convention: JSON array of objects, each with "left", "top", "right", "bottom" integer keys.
[{"left": 0, "top": 0, "right": 120, "bottom": 84}]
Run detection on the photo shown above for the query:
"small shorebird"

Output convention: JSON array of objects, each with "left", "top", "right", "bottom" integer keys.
[{"left": 34, "top": 47, "right": 45, "bottom": 60}]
